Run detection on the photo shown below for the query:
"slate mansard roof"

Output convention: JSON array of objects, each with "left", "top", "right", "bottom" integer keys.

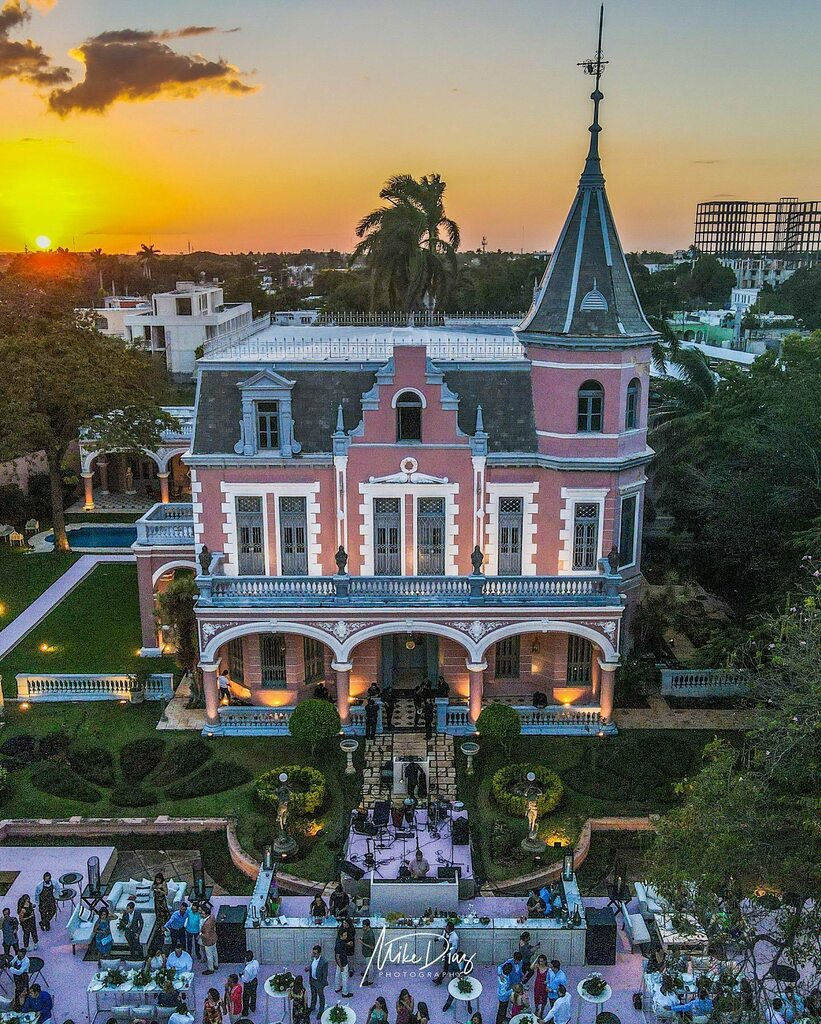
[{"left": 191, "top": 364, "right": 538, "bottom": 456}]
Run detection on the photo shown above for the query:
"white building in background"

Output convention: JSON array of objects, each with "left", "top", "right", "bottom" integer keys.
[
  {"left": 79, "top": 295, "right": 150, "bottom": 338},
  {"left": 730, "top": 286, "right": 760, "bottom": 311},
  {"left": 124, "top": 281, "right": 257, "bottom": 378}
]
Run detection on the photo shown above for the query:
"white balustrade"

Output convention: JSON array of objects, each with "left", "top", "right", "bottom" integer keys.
[
  {"left": 16, "top": 673, "right": 174, "bottom": 702},
  {"left": 135, "top": 503, "right": 195, "bottom": 546},
  {"left": 211, "top": 704, "right": 294, "bottom": 736},
  {"left": 660, "top": 668, "right": 749, "bottom": 697}
]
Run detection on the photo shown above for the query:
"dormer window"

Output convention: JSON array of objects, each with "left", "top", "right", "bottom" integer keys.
[
  {"left": 257, "top": 401, "right": 281, "bottom": 450},
  {"left": 396, "top": 391, "right": 422, "bottom": 442}
]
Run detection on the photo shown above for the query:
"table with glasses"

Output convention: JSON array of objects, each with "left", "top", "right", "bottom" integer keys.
[
  {"left": 86, "top": 968, "right": 194, "bottom": 1023},
  {"left": 446, "top": 977, "right": 483, "bottom": 1024},
  {"left": 577, "top": 980, "right": 612, "bottom": 1022}
]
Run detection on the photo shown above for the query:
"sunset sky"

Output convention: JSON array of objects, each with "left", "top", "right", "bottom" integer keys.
[{"left": 1, "top": 0, "right": 819, "bottom": 255}]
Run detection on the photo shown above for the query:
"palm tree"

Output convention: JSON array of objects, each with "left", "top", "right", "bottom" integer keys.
[
  {"left": 137, "top": 243, "right": 161, "bottom": 280},
  {"left": 352, "top": 173, "right": 460, "bottom": 312}
]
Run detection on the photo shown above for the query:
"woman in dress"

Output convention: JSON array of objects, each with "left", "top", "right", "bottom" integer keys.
[
  {"left": 204, "top": 989, "right": 224, "bottom": 1024},
  {"left": 91, "top": 907, "right": 114, "bottom": 957},
  {"left": 291, "top": 975, "right": 310, "bottom": 1024},
  {"left": 368, "top": 996, "right": 389, "bottom": 1024},
  {"left": 223, "top": 973, "right": 243, "bottom": 1024},
  {"left": 509, "top": 984, "right": 530, "bottom": 1018},
  {"left": 17, "top": 895, "right": 38, "bottom": 950},
  {"left": 416, "top": 1003, "right": 430, "bottom": 1024},
  {"left": 532, "top": 954, "right": 549, "bottom": 1017},
  {"left": 396, "top": 989, "right": 415, "bottom": 1024},
  {"left": 152, "top": 873, "right": 170, "bottom": 931}
]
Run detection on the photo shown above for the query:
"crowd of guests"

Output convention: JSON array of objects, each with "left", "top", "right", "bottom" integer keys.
[
  {"left": 314, "top": 677, "right": 450, "bottom": 739},
  {"left": 1, "top": 872, "right": 67, "bottom": 1014}
]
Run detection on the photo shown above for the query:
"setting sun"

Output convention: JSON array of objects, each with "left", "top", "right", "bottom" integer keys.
[{"left": 35, "top": 235, "right": 52, "bottom": 250}]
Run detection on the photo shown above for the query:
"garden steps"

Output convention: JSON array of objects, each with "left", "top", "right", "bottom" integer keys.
[
  {"left": 156, "top": 675, "right": 206, "bottom": 731},
  {"left": 361, "top": 730, "right": 457, "bottom": 807}
]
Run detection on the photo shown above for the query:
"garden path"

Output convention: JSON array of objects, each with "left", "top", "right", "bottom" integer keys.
[
  {"left": 0, "top": 553, "right": 134, "bottom": 660},
  {"left": 615, "top": 694, "right": 757, "bottom": 730}
]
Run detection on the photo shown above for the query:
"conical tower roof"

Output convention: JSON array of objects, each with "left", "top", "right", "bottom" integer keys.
[{"left": 517, "top": 7, "right": 657, "bottom": 347}]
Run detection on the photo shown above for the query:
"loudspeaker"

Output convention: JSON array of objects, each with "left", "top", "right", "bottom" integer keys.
[
  {"left": 372, "top": 801, "right": 391, "bottom": 828},
  {"left": 452, "top": 818, "right": 470, "bottom": 846},
  {"left": 340, "top": 860, "right": 366, "bottom": 881},
  {"left": 437, "top": 866, "right": 460, "bottom": 881},
  {"left": 216, "top": 905, "right": 248, "bottom": 963},
  {"left": 585, "top": 907, "right": 617, "bottom": 965}
]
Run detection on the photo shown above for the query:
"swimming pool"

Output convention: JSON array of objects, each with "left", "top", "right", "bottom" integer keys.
[{"left": 46, "top": 525, "right": 138, "bottom": 548}]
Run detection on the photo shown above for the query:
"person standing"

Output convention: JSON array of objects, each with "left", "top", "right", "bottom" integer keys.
[
  {"left": 544, "top": 985, "right": 572, "bottom": 1024},
  {"left": 291, "top": 976, "right": 310, "bottom": 1024},
  {"left": 9, "top": 948, "right": 30, "bottom": 1009},
  {"left": 306, "top": 943, "right": 328, "bottom": 1019},
  {"left": 203, "top": 988, "right": 224, "bottom": 1024},
  {"left": 423, "top": 699, "right": 434, "bottom": 741},
  {"left": 91, "top": 907, "right": 114, "bottom": 957},
  {"left": 518, "top": 931, "right": 538, "bottom": 982},
  {"left": 365, "top": 698, "right": 378, "bottom": 741},
  {"left": 200, "top": 904, "right": 219, "bottom": 975},
  {"left": 1, "top": 907, "right": 21, "bottom": 957},
  {"left": 329, "top": 883, "right": 349, "bottom": 919},
  {"left": 240, "top": 950, "right": 260, "bottom": 1016},
  {"left": 547, "top": 960, "right": 567, "bottom": 1006},
  {"left": 121, "top": 900, "right": 144, "bottom": 959},
  {"left": 184, "top": 902, "right": 202, "bottom": 960},
  {"left": 223, "top": 973, "right": 243, "bottom": 1024},
  {"left": 532, "top": 954, "right": 549, "bottom": 1017},
  {"left": 333, "top": 929, "right": 352, "bottom": 998},
  {"left": 404, "top": 760, "right": 421, "bottom": 800},
  {"left": 167, "top": 903, "right": 188, "bottom": 950},
  {"left": 33, "top": 873, "right": 61, "bottom": 933},
  {"left": 495, "top": 961, "right": 514, "bottom": 1024},
  {"left": 152, "top": 873, "right": 170, "bottom": 932},
  {"left": 22, "top": 983, "right": 53, "bottom": 1024},
  {"left": 361, "top": 919, "right": 376, "bottom": 985},
  {"left": 17, "top": 894, "right": 38, "bottom": 951},
  {"left": 382, "top": 688, "right": 395, "bottom": 731}
]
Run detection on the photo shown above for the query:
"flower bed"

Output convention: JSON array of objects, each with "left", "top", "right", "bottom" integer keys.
[{"left": 490, "top": 763, "right": 563, "bottom": 817}]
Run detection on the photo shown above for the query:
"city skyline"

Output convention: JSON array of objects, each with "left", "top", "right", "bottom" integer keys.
[{"left": 1, "top": 0, "right": 819, "bottom": 255}]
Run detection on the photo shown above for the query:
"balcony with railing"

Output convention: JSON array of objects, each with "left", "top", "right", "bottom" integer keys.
[
  {"left": 135, "top": 502, "right": 195, "bottom": 546},
  {"left": 197, "top": 560, "right": 623, "bottom": 609},
  {"left": 160, "top": 406, "right": 195, "bottom": 442}
]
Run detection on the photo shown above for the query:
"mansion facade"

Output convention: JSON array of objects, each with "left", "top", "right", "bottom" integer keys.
[{"left": 94, "top": 76, "right": 657, "bottom": 737}]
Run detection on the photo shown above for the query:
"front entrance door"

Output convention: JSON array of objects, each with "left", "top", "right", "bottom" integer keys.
[{"left": 380, "top": 635, "right": 439, "bottom": 691}]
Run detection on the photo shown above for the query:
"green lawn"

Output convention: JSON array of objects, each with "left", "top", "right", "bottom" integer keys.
[
  {"left": 457, "top": 730, "right": 741, "bottom": 882},
  {"left": 0, "top": 702, "right": 360, "bottom": 886},
  {"left": 0, "top": 547, "right": 80, "bottom": 627},
  {"left": 0, "top": 562, "right": 172, "bottom": 695}
]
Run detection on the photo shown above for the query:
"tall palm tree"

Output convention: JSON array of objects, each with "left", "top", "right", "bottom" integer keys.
[
  {"left": 352, "top": 173, "right": 460, "bottom": 312},
  {"left": 137, "top": 243, "right": 161, "bottom": 280}
]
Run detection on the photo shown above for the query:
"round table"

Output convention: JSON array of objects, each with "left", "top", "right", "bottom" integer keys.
[
  {"left": 56, "top": 887, "right": 77, "bottom": 914},
  {"left": 321, "top": 1006, "right": 356, "bottom": 1024},
  {"left": 59, "top": 871, "right": 83, "bottom": 888},
  {"left": 447, "top": 977, "right": 483, "bottom": 1024},
  {"left": 577, "top": 981, "right": 612, "bottom": 1021},
  {"left": 263, "top": 979, "right": 293, "bottom": 1024},
  {"left": 511, "top": 1014, "right": 539, "bottom": 1024}
]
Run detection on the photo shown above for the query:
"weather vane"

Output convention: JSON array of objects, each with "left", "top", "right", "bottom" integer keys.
[{"left": 577, "top": 4, "right": 608, "bottom": 89}]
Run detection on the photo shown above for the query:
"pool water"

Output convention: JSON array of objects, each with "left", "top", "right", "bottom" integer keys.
[{"left": 46, "top": 525, "right": 137, "bottom": 548}]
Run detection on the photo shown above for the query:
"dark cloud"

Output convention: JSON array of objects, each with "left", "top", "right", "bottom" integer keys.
[
  {"left": 48, "top": 25, "right": 254, "bottom": 115},
  {"left": 0, "top": 0, "right": 71, "bottom": 86}
]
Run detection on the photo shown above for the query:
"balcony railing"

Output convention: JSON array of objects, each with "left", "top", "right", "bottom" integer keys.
[
  {"left": 436, "top": 699, "right": 615, "bottom": 736},
  {"left": 207, "top": 704, "right": 294, "bottom": 736},
  {"left": 160, "top": 406, "right": 195, "bottom": 441},
  {"left": 16, "top": 672, "right": 174, "bottom": 702},
  {"left": 135, "top": 502, "right": 195, "bottom": 546},
  {"left": 660, "top": 668, "right": 749, "bottom": 698},
  {"left": 197, "top": 568, "right": 623, "bottom": 608}
]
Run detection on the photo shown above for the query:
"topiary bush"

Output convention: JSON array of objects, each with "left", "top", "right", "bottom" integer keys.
[
  {"left": 120, "top": 736, "right": 167, "bottom": 780},
  {"left": 490, "top": 763, "right": 564, "bottom": 818},
  {"left": 110, "top": 783, "right": 158, "bottom": 808},
  {"left": 0, "top": 735, "right": 38, "bottom": 767},
  {"left": 477, "top": 702, "right": 521, "bottom": 755},
  {"left": 30, "top": 760, "right": 100, "bottom": 804},
  {"left": 68, "top": 739, "right": 114, "bottom": 787},
  {"left": 38, "top": 731, "right": 70, "bottom": 760},
  {"left": 0, "top": 766, "right": 11, "bottom": 802},
  {"left": 165, "top": 759, "right": 251, "bottom": 800},
  {"left": 288, "top": 699, "right": 340, "bottom": 756},
  {"left": 255, "top": 764, "right": 327, "bottom": 817},
  {"left": 171, "top": 737, "right": 213, "bottom": 776}
]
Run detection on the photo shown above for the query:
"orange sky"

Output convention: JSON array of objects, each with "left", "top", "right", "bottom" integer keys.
[{"left": 1, "top": 0, "right": 819, "bottom": 255}]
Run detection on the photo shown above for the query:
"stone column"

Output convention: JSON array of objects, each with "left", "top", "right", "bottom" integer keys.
[
  {"left": 332, "top": 661, "right": 352, "bottom": 725},
  {"left": 201, "top": 662, "right": 220, "bottom": 731},
  {"left": 158, "top": 472, "right": 170, "bottom": 504},
  {"left": 466, "top": 660, "right": 487, "bottom": 724},
  {"left": 98, "top": 459, "right": 109, "bottom": 493},
  {"left": 598, "top": 660, "right": 618, "bottom": 722},
  {"left": 137, "top": 558, "right": 162, "bottom": 656},
  {"left": 82, "top": 471, "right": 95, "bottom": 511}
]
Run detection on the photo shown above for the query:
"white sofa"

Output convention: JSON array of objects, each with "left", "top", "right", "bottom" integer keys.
[{"left": 67, "top": 878, "right": 187, "bottom": 956}]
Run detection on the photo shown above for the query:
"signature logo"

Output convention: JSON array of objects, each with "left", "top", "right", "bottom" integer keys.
[{"left": 363, "top": 926, "right": 475, "bottom": 985}]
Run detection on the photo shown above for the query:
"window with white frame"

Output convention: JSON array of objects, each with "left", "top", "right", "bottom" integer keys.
[
  {"left": 572, "top": 501, "right": 600, "bottom": 570},
  {"left": 256, "top": 401, "right": 280, "bottom": 450},
  {"left": 279, "top": 496, "right": 308, "bottom": 575},
  {"left": 260, "top": 634, "right": 287, "bottom": 688},
  {"left": 417, "top": 496, "right": 446, "bottom": 575},
  {"left": 303, "top": 636, "right": 325, "bottom": 685},
  {"left": 619, "top": 493, "right": 639, "bottom": 568},
  {"left": 498, "top": 497, "right": 524, "bottom": 575},
  {"left": 566, "top": 635, "right": 593, "bottom": 685},
  {"left": 495, "top": 636, "right": 521, "bottom": 679},
  {"left": 577, "top": 380, "right": 604, "bottom": 432},
  {"left": 625, "top": 378, "right": 640, "bottom": 430},
  {"left": 236, "top": 495, "right": 265, "bottom": 575},
  {"left": 227, "top": 638, "right": 244, "bottom": 685},
  {"left": 396, "top": 391, "right": 422, "bottom": 442},
  {"left": 374, "top": 497, "right": 402, "bottom": 575}
]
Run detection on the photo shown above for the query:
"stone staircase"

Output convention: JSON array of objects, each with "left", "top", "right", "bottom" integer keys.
[{"left": 361, "top": 730, "right": 457, "bottom": 808}]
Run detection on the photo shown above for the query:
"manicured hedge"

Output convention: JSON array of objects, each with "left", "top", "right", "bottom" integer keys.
[
  {"left": 68, "top": 739, "right": 114, "bottom": 787},
  {"left": 0, "top": 766, "right": 11, "bottom": 802},
  {"left": 110, "top": 783, "right": 158, "bottom": 808},
  {"left": 255, "top": 764, "right": 327, "bottom": 816},
  {"left": 490, "top": 763, "right": 564, "bottom": 817},
  {"left": 170, "top": 737, "right": 213, "bottom": 776},
  {"left": 119, "top": 736, "right": 167, "bottom": 780},
  {"left": 165, "top": 759, "right": 251, "bottom": 800},
  {"left": 37, "top": 731, "right": 70, "bottom": 760},
  {"left": 0, "top": 735, "right": 38, "bottom": 767},
  {"left": 30, "top": 760, "right": 100, "bottom": 804}
]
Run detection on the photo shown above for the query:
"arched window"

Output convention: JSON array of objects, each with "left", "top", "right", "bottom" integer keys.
[
  {"left": 577, "top": 380, "right": 604, "bottom": 433},
  {"left": 625, "top": 377, "right": 640, "bottom": 430},
  {"left": 396, "top": 391, "right": 422, "bottom": 442}
]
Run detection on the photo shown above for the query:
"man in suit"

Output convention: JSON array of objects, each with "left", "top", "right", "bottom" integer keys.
[
  {"left": 121, "top": 900, "right": 144, "bottom": 959},
  {"left": 306, "top": 943, "right": 328, "bottom": 1019}
]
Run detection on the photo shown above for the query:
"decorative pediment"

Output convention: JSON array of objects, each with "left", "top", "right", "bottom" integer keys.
[
  {"left": 368, "top": 457, "right": 449, "bottom": 485},
  {"left": 237, "top": 368, "right": 295, "bottom": 392}
]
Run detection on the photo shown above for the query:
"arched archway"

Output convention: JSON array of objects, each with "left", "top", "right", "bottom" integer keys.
[
  {"left": 341, "top": 620, "right": 476, "bottom": 663},
  {"left": 477, "top": 620, "right": 617, "bottom": 664}
]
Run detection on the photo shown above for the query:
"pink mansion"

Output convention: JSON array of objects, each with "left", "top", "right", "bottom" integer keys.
[{"left": 99, "top": 77, "right": 656, "bottom": 737}]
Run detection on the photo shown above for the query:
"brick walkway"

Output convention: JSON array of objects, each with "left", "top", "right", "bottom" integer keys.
[
  {"left": 615, "top": 694, "right": 756, "bottom": 731},
  {"left": 362, "top": 730, "right": 457, "bottom": 807}
]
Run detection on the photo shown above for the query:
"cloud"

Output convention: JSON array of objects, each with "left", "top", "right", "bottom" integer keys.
[
  {"left": 47, "top": 25, "right": 254, "bottom": 114},
  {"left": 693, "top": 159, "right": 721, "bottom": 165},
  {"left": 0, "top": 0, "right": 71, "bottom": 85}
]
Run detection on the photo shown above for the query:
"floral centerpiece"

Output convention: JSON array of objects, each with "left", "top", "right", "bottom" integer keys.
[
  {"left": 518, "top": 1016, "right": 535, "bottom": 1024},
  {"left": 328, "top": 1005, "right": 348, "bottom": 1024},
  {"left": 154, "top": 965, "right": 177, "bottom": 989},
  {"left": 457, "top": 976, "right": 477, "bottom": 995},
  {"left": 581, "top": 974, "right": 608, "bottom": 998},
  {"left": 103, "top": 967, "right": 127, "bottom": 987},
  {"left": 133, "top": 964, "right": 152, "bottom": 988},
  {"left": 270, "top": 971, "right": 295, "bottom": 993}
]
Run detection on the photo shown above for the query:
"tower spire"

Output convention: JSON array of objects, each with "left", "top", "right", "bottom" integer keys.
[{"left": 577, "top": 4, "right": 608, "bottom": 186}]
